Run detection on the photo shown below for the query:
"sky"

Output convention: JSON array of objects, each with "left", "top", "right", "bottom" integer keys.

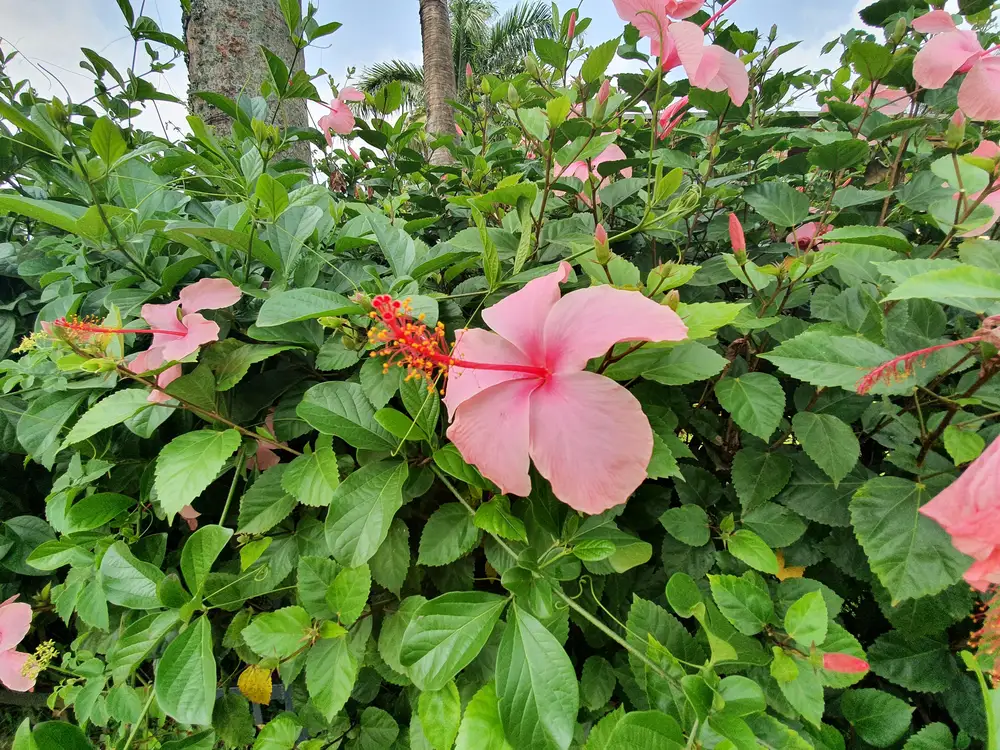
[{"left": 0, "top": 0, "right": 961, "bottom": 135}]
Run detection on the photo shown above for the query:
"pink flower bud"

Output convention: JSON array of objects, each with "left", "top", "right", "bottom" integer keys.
[
  {"left": 728, "top": 213, "right": 745, "bottom": 253},
  {"left": 597, "top": 79, "right": 611, "bottom": 106},
  {"left": 951, "top": 110, "right": 966, "bottom": 127},
  {"left": 595, "top": 223, "right": 608, "bottom": 245},
  {"left": 594, "top": 223, "right": 611, "bottom": 264},
  {"left": 822, "top": 653, "right": 869, "bottom": 674},
  {"left": 567, "top": 10, "right": 577, "bottom": 43}
]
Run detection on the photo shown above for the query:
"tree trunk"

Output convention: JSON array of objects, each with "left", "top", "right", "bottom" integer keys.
[
  {"left": 184, "top": 0, "right": 311, "bottom": 164},
  {"left": 419, "top": 0, "right": 457, "bottom": 165}
]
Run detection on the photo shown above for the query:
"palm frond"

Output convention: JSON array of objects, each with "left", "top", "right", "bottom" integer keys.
[
  {"left": 478, "top": 0, "right": 554, "bottom": 75},
  {"left": 356, "top": 60, "right": 425, "bottom": 115}
]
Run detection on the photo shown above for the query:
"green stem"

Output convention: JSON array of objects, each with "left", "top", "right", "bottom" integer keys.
[
  {"left": 218, "top": 452, "right": 245, "bottom": 528},
  {"left": 120, "top": 687, "right": 155, "bottom": 750}
]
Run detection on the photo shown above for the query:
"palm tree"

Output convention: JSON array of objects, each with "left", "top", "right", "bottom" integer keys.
[
  {"left": 359, "top": 0, "right": 554, "bottom": 113},
  {"left": 420, "top": 0, "right": 458, "bottom": 165}
]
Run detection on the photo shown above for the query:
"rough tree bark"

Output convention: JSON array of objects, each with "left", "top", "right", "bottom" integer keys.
[
  {"left": 184, "top": 0, "right": 311, "bottom": 163},
  {"left": 419, "top": 0, "right": 457, "bottom": 165}
]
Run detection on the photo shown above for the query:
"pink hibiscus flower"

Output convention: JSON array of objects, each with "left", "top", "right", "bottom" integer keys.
[
  {"left": 0, "top": 595, "right": 35, "bottom": 692},
  {"left": 557, "top": 143, "right": 632, "bottom": 206},
  {"left": 855, "top": 84, "right": 912, "bottom": 116},
  {"left": 911, "top": 11, "right": 1000, "bottom": 122},
  {"left": 972, "top": 140, "right": 1000, "bottom": 160},
  {"left": 318, "top": 87, "right": 365, "bottom": 145},
  {"left": 920, "top": 437, "right": 1000, "bottom": 590},
  {"left": 440, "top": 262, "right": 688, "bottom": 514},
  {"left": 786, "top": 222, "right": 830, "bottom": 251},
  {"left": 657, "top": 95, "right": 690, "bottom": 139}
]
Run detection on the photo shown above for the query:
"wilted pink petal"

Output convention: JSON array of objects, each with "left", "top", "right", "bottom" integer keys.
[
  {"left": 447, "top": 378, "right": 536, "bottom": 497},
  {"left": 913, "top": 9, "right": 957, "bottom": 34},
  {"left": 482, "top": 262, "right": 571, "bottom": 364},
  {"left": 920, "top": 437, "right": 1000, "bottom": 591},
  {"left": 913, "top": 31, "right": 984, "bottom": 89},
  {"left": 658, "top": 96, "right": 689, "bottom": 139},
  {"left": 543, "top": 285, "right": 688, "bottom": 372},
  {"left": 729, "top": 213, "right": 745, "bottom": 252},
  {"left": 613, "top": 0, "right": 670, "bottom": 56},
  {"left": 786, "top": 222, "right": 830, "bottom": 250},
  {"left": 339, "top": 86, "right": 365, "bottom": 102},
  {"left": 0, "top": 650, "right": 34, "bottom": 692},
  {"left": 822, "top": 653, "right": 869, "bottom": 674},
  {"left": 0, "top": 598, "right": 31, "bottom": 653},
  {"left": 528, "top": 372, "right": 653, "bottom": 514},
  {"left": 178, "top": 278, "right": 241, "bottom": 313},
  {"left": 665, "top": 0, "right": 703, "bottom": 18},
  {"left": 179, "top": 504, "right": 201, "bottom": 531},
  {"left": 959, "top": 57, "right": 1000, "bottom": 122},
  {"left": 972, "top": 140, "right": 1000, "bottom": 159},
  {"left": 445, "top": 330, "right": 538, "bottom": 417}
]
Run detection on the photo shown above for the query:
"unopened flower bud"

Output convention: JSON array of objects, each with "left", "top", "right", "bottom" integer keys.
[
  {"left": 507, "top": 85, "right": 521, "bottom": 107},
  {"left": 567, "top": 10, "right": 577, "bottom": 43},
  {"left": 525, "top": 53, "right": 540, "bottom": 78},
  {"left": 891, "top": 17, "right": 907, "bottom": 44},
  {"left": 822, "top": 653, "right": 869, "bottom": 674},
  {"left": 597, "top": 79, "right": 611, "bottom": 107},
  {"left": 728, "top": 213, "right": 746, "bottom": 254},
  {"left": 663, "top": 290, "right": 680, "bottom": 309},
  {"left": 946, "top": 109, "right": 966, "bottom": 149},
  {"left": 594, "top": 223, "right": 611, "bottom": 265},
  {"left": 351, "top": 291, "right": 373, "bottom": 313},
  {"left": 466, "top": 63, "right": 474, "bottom": 88}
]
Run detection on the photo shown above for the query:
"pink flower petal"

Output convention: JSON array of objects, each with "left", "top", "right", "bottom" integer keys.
[
  {"left": 317, "top": 113, "right": 336, "bottom": 147},
  {"left": 912, "top": 9, "right": 958, "bottom": 34},
  {"left": 128, "top": 348, "right": 162, "bottom": 374},
  {"left": 557, "top": 160, "right": 592, "bottom": 183},
  {"left": 482, "top": 262, "right": 571, "bottom": 364},
  {"left": 179, "top": 278, "right": 241, "bottom": 313},
  {"left": 664, "top": 0, "right": 703, "bottom": 19},
  {"left": 964, "top": 549, "right": 1000, "bottom": 591},
  {"left": 158, "top": 313, "right": 220, "bottom": 362},
  {"left": 668, "top": 21, "right": 719, "bottom": 88},
  {"left": 959, "top": 189, "right": 1000, "bottom": 237},
  {"left": 612, "top": 0, "right": 670, "bottom": 56},
  {"left": 913, "top": 31, "right": 983, "bottom": 90},
  {"left": 141, "top": 301, "right": 185, "bottom": 343},
  {"left": 0, "top": 600, "right": 31, "bottom": 652},
  {"left": 444, "top": 328, "right": 537, "bottom": 417},
  {"left": 447, "top": 378, "right": 538, "bottom": 497},
  {"left": 0, "top": 650, "right": 34, "bottom": 692},
  {"left": 179, "top": 504, "right": 201, "bottom": 531},
  {"left": 148, "top": 364, "right": 182, "bottom": 404},
  {"left": 251, "top": 443, "right": 282, "bottom": 471},
  {"left": 710, "top": 46, "right": 750, "bottom": 106},
  {"left": 591, "top": 144, "right": 632, "bottom": 179},
  {"left": 528, "top": 371, "right": 653, "bottom": 514},
  {"left": 339, "top": 86, "right": 366, "bottom": 102},
  {"left": 541, "top": 285, "right": 688, "bottom": 373},
  {"left": 972, "top": 140, "right": 1000, "bottom": 159},
  {"left": 959, "top": 57, "right": 1000, "bottom": 122}
]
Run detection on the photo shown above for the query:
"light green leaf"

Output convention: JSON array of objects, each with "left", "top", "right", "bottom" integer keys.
[
  {"left": 456, "top": 682, "right": 513, "bottom": 750},
  {"left": 62, "top": 390, "right": 151, "bottom": 446},
  {"left": 201, "top": 343, "right": 295, "bottom": 391},
  {"left": 884, "top": 265, "right": 1000, "bottom": 310},
  {"left": 760, "top": 331, "right": 896, "bottom": 392},
  {"left": 419, "top": 681, "right": 462, "bottom": 750},
  {"left": 325, "top": 461, "right": 409, "bottom": 567},
  {"left": 306, "top": 635, "right": 358, "bottom": 721},
  {"left": 181, "top": 525, "right": 233, "bottom": 595},
  {"left": 281, "top": 447, "right": 340, "bottom": 507},
  {"left": 715, "top": 373, "right": 785, "bottom": 441},
  {"left": 606, "top": 711, "right": 685, "bottom": 749},
  {"left": 774, "top": 657, "right": 825, "bottom": 727},
  {"left": 496, "top": 605, "right": 579, "bottom": 750},
  {"left": 851, "top": 477, "right": 970, "bottom": 602},
  {"left": 256, "top": 288, "right": 360, "bottom": 326},
  {"left": 100, "top": 541, "right": 164, "bottom": 609},
  {"left": 326, "top": 564, "right": 371, "bottom": 625},
  {"left": 297, "top": 382, "right": 395, "bottom": 450},
  {"left": 784, "top": 591, "right": 828, "bottom": 648},
  {"left": 154, "top": 430, "right": 241, "bottom": 517},
  {"left": 474, "top": 496, "right": 528, "bottom": 542},
  {"left": 659, "top": 505, "right": 710, "bottom": 547},
  {"left": 242, "top": 606, "right": 311, "bottom": 659},
  {"left": 727, "top": 530, "right": 779, "bottom": 574},
  {"left": 743, "top": 181, "right": 811, "bottom": 227},
  {"left": 370, "top": 519, "right": 410, "bottom": 597},
  {"left": 418, "top": 503, "right": 482, "bottom": 566},
  {"left": 741, "top": 502, "right": 806, "bottom": 548},
  {"left": 943, "top": 426, "right": 985, "bottom": 466},
  {"left": 237, "top": 465, "right": 297, "bottom": 535},
  {"left": 297, "top": 556, "right": 341, "bottom": 620},
  {"left": 605, "top": 341, "right": 727, "bottom": 385},
  {"left": 155, "top": 617, "right": 216, "bottom": 726},
  {"left": 17, "top": 392, "right": 86, "bottom": 469},
  {"left": 708, "top": 573, "right": 773, "bottom": 635},
  {"left": 65, "top": 493, "right": 134, "bottom": 533},
  {"left": 400, "top": 591, "right": 508, "bottom": 691},
  {"left": 792, "top": 411, "right": 860, "bottom": 486}
]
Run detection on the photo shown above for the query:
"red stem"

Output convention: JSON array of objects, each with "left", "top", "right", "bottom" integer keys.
[{"left": 702, "top": 0, "right": 740, "bottom": 29}]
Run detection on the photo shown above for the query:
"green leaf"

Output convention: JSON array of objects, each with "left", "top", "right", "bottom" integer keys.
[
  {"left": 868, "top": 632, "right": 955, "bottom": 692},
  {"left": 181, "top": 525, "right": 233, "bottom": 595},
  {"left": 65, "top": 493, "right": 134, "bottom": 533},
  {"left": 100, "top": 541, "right": 164, "bottom": 609},
  {"left": 792, "top": 412, "right": 859, "bottom": 486},
  {"left": 903, "top": 724, "right": 954, "bottom": 750},
  {"left": 884, "top": 265, "right": 1000, "bottom": 310},
  {"left": 456, "top": 682, "right": 513, "bottom": 750},
  {"left": 715, "top": 373, "right": 785, "bottom": 441},
  {"left": 581, "top": 37, "right": 620, "bottom": 82},
  {"left": 242, "top": 606, "right": 311, "bottom": 659},
  {"left": 850, "top": 40, "right": 894, "bottom": 79},
  {"left": 298, "top": 382, "right": 396, "bottom": 450},
  {"left": 932, "top": 154, "right": 990, "bottom": 194},
  {"left": 742, "top": 502, "right": 806, "bottom": 548},
  {"left": 297, "top": 556, "right": 340, "bottom": 620},
  {"left": 659, "top": 505, "right": 710, "bottom": 547},
  {"left": 419, "top": 681, "right": 462, "bottom": 750},
  {"left": 732, "top": 449, "right": 793, "bottom": 512},
  {"left": 370, "top": 519, "right": 410, "bottom": 596},
  {"left": 155, "top": 617, "right": 216, "bottom": 726},
  {"left": 154, "top": 430, "right": 241, "bottom": 518},
  {"left": 374, "top": 407, "right": 428, "bottom": 442},
  {"left": 17, "top": 392, "right": 86, "bottom": 469},
  {"left": 581, "top": 656, "right": 617, "bottom": 711},
  {"left": 474, "top": 496, "right": 528, "bottom": 542},
  {"left": 823, "top": 225, "right": 911, "bottom": 252},
  {"left": 585, "top": 706, "right": 625, "bottom": 750},
  {"left": 306, "top": 636, "right": 358, "bottom": 722},
  {"left": 281, "top": 447, "right": 340, "bottom": 507},
  {"left": 31, "top": 722, "right": 93, "bottom": 750},
  {"left": 400, "top": 591, "right": 508, "bottom": 691},
  {"left": 237, "top": 465, "right": 297, "bottom": 535},
  {"left": 325, "top": 461, "right": 409, "bottom": 567},
  {"left": 743, "top": 182, "right": 811, "bottom": 227},
  {"left": 851, "top": 477, "right": 969, "bottom": 602},
  {"left": 708, "top": 573, "right": 773, "bottom": 635},
  {"left": 62, "top": 389, "right": 150, "bottom": 446},
  {"left": 326, "top": 564, "right": 371, "bottom": 625},
  {"left": 943, "top": 426, "right": 985, "bottom": 466},
  {"left": 519, "top": 108, "right": 550, "bottom": 141},
  {"left": 212, "top": 694, "right": 255, "bottom": 749},
  {"left": 27, "top": 540, "right": 92, "bottom": 571},
  {"left": 761, "top": 330, "right": 895, "bottom": 392},
  {"left": 433, "top": 444, "right": 493, "bottom": 489},
  {"left": 776, "top": 453, "right": 866, "bottom": 526},
  {"left": 841, "top": 688, "right": 914, "bottom": 747},
  {"left": 496, "top": 605, "right": 579, "bottom": 750},
  {"left": 401, "top": 367, "right": 442, "bottom": 438},
  {"left": 0, "top": 194, "right": 84, "bottom": 235},
  {"left": 91, "top": 116, "right": 127, "bottom": 165},
  {"left": 807, "top": 140, "right": 869, "bottom": 172},
  {"left": 360, "top": 355, "right": 403, "bottom": 409},
  {"left": 666, "top": 572, "right": 704, "bottom": 618},
  {"left": 356, "top": 707, "right": 399, "bottom": 750},
  {"left": 784, "top": 591, "right": 828, "bottom": 647},
  {"left": 774, "top": 657, "right": 825, "bottom": 728},
  {"left": 254, "top": 173, "right": 289, "bottom": 219},
  {"left": 727, "top": 530, "right": 779, "bottom": 574},
  {"left": 256, "top": 288, "right": 360, "bottom": 326},
  {"left": 202, "top": 343, "right": 295, "bottom": 391},
  {"left": 418, "top": 503, "right": 482, "bottom": 566},
  {"left": 606, "top": 341, "right": 727, "bottom": 385},
  {"left": 604, "top": 712, "right": 684, "bottom": 749}
]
